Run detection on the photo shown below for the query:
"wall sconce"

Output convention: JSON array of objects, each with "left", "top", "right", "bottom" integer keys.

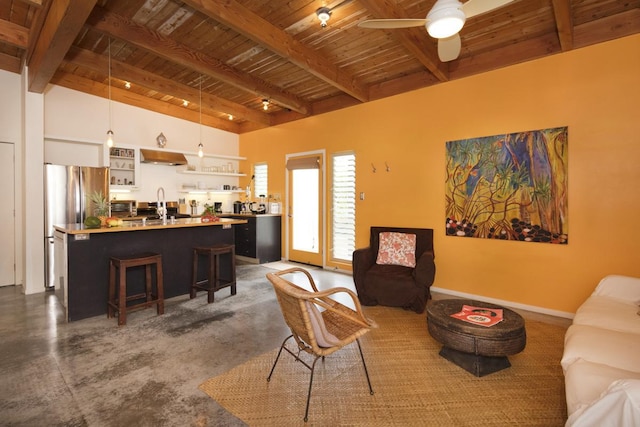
[
  {"left": 262, "top": 99, "right": 269, "bottom": 110},
  {"left": 316, "top": 7, "right": 331, "bottom": 28}
]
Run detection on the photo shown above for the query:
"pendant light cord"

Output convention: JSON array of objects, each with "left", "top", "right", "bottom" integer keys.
[{"left": 108, "top": 38, "right": 112, "bottom": 130}]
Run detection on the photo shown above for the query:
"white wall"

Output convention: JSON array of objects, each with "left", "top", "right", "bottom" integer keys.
[
  {"left": 0, "top": 70, "right": 23, "bottom": 289},
  {"left": 3, "top": 80, "right": 242, "bottom": 295},
  {"left": 44, "top": 86, "right": 242, "bottom": 207}
]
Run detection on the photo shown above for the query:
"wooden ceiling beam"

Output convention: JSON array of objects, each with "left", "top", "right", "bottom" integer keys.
[
  {"left": 87, "top": 6, "right": 309, "bottom": 115},
  {"left": 64, "top": 46, "right": 271, "bottom": 126},
  {"left": 50, "top": 71, "right": 242, "bottom": 134},
  {"left": 0, "top": 51, "right": 22, "bottom": 73},
  {"left": 551, "top": 0, "right": 573, "bottom": 51},
  {"left": 182, "top": 0, "right": 369, "bottom": 103},
  {"left": 357, "top": 0, "right": 449, "bottom": 82},
  {"left": 0, "top": 18, "right": 29, "bottom": 49},
  {"left": 27, "top": 0, "right": 97, "bottom": 93},
  {"left": 573, "top": 8, "right": 640, "bottom": 49}
]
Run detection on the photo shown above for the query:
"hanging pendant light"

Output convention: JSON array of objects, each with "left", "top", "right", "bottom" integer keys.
[
  {"left": 197, "top": 75, "right": 204, "bottom": 158},
  {"left": 106, "top": 38, "right": 114, "bottom": 148}
]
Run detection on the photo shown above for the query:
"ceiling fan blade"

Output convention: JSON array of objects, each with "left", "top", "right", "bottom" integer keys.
[
  {"left": 438, "top": 34, "right": 462, "bottom": 62},
  {"left": 462, "top": 0, "right": 515, "bottom": 19},
  {"left": 358, "top": 19, "right": 426, "bottom": 29}
]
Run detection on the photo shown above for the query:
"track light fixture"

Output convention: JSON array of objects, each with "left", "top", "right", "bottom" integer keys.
[{"left": 316, "top": 7, "right": 331, "bottom": 28}]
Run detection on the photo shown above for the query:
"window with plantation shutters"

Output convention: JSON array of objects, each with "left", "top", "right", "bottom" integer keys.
[
  {"left": 254, "top": 163, "right": 267, "bottom": 199},
  {"left": 332, "top": 153, "right": 356, "bottom": 262}
]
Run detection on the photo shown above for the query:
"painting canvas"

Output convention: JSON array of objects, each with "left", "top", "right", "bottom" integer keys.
[{"left": 445, "top": 127, "right": 568, "bottom": 244}]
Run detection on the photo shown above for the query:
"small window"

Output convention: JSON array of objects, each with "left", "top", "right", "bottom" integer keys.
[
  {"left": 331, "top": 153, "right": 355, "bottom": 262},
  {"left": 254, "top": 163, "right": 268, "bottom": 199}
]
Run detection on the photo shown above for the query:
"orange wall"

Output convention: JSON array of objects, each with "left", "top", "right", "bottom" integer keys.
[{"left": 239, "top": 35, "right": 640, "bottom": 314}]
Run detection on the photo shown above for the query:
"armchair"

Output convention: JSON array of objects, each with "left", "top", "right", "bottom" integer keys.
[{"left": 353, "top": 227, "right": 436, "bottom": 313}]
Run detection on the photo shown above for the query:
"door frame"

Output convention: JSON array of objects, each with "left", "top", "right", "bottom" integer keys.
[{"left": 284, "top": 149, "right": 326, "bottom": 267}]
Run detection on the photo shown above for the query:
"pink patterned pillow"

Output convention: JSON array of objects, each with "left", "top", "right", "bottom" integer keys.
[{"left": 376, "top": 232, "right": 417, "bottom": 268}]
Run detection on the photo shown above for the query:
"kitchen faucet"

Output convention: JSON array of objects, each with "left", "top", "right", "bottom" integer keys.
[{"left": 157, "top": 186, "right": 166, "bottom": 225}]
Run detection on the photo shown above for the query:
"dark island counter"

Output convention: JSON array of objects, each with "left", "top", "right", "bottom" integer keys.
[{"left": 53, "top": 218, "right": 247, "bottom": 322}]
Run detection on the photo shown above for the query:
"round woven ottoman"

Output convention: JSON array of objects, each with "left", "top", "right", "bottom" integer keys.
[{"left": 427, "top": 299, "right": 526, "bottom": 376}]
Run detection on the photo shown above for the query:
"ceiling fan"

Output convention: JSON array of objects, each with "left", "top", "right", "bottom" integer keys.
[{"left": 358, "top": 0, "right": 515, "bottom": 62}]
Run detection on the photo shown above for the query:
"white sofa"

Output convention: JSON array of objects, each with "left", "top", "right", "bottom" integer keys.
[{"left": 561, "top": 275, "right": 640, "bottom": 426}]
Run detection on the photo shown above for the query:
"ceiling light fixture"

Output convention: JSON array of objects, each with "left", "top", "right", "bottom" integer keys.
[
  {"left": 426, "top": 0, "right": 465, "bottom": 39},
  {"left": 106, "top": 38, "right": 114, "bottom": 148},
  {"left": 198, "top": 75, "right": 204, "bottom": 158},
  {"left": 183, "top": 99, "right": 189, "bottom": 107},
  {"left": 228, "top": 114, "right": 234, "bottom": 121},
  {"left": 316, "top": 7, "right": 331, "bottom": 28},
  {"left": 262, "top": 99, "right": 269, "bottom": 111},
  {"left": 124, "top": 81, "right": 131, "bottom": 89}
]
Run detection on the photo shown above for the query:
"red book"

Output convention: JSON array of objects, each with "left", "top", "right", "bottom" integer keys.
[{"left": 450, "top": 304, "right": 504, "bottom": 327}]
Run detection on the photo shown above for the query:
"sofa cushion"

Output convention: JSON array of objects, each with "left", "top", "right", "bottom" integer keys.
[
  {"left": 592, "top": 275, "right": 640, "bottom": 304},
  {"left": 562, "top": 324, "right": 640, "bottom": 373},
  {"left": 567, "top": 375, "right": 640, "bottom": 427},
  {"left": 564, "top": 358, "right": 640, "bottom": 418},
  {"left": 573, "top": 295, "right": 640, "bottom": 335},
  {"left": 376, "top": 232, "right": 416, "bottom": 268}
]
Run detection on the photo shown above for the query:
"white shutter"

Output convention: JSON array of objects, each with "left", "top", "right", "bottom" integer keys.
[
  {"left": 332, "top": 153, "right": 355, "bottom": 262},
  {"left": 254, "top": 163, "right": 268, "bottom": 198}
]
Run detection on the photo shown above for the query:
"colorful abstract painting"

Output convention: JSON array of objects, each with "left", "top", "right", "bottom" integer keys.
[{"left": 445, "top": 127, "right": 568, "bottom": 244}]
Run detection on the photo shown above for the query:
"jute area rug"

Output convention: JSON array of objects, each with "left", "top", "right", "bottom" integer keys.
[{"left": 200, "top": 305, "right": 567, "bottom": 426}]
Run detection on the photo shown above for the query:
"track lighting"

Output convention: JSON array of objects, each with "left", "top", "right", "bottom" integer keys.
[{"left": 316, "top": 7, "right": 331, "bottom": 28}]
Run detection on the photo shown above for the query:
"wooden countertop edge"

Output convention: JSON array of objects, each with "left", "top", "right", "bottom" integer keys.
[{"left": 54, "top": 218, "right": 247, "bottom": 235}]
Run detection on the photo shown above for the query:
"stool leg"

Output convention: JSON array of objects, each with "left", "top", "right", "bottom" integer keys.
[
  {"left": 229, "top": 250, "right": 237, "bottom": 296},
  {"left": 156, "top": 258, "right": 164, "bottom": 315},
  {"left": 207, "top": 251, "right": 216, "bottom": 304},
  {"left": 145, "top": 264, "right": 153, "bottom": 303},
  {"left": 108, "top": 260, "right": 116, "bottom": 318},
  {"left": 190, "top": 249, "right": 198, "bottom": 299},
  {"left": 118, "top": 264, "right": 127, "bottom": 326}
]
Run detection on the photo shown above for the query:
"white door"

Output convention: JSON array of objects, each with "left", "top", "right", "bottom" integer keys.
[
  {"left": 0, "top": 142, "right": 15, "bottom": 286},
  {"left": 286, "top": 153, "right": 324, "bottom": 267}
]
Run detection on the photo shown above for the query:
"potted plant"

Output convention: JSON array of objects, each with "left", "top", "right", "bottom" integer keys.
[
  {"left": 201, "top": 203, "right": 219, "bottom": 223},
  {"left": 88, "top": 190, "right": 110, "bottom": 226}
]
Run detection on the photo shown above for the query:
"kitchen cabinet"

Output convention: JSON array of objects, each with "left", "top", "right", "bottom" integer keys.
[
  {"left": 109, "top": 145, "right": 139, "bottom": 190},
  {"left": 222, "top": 214, "right": 281, "bottom": 264}
]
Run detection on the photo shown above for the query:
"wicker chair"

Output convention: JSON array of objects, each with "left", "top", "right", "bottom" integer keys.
[{"left": 266, "top": 267, "right": 377, "bottom": 422}]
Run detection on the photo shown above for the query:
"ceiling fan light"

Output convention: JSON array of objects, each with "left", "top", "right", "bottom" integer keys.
[
  {"left": 426, "top": 0, "right": 465, "bottom": 39},
  {"left": 316, "top": 7, "right": 331, "bottom": 28}
]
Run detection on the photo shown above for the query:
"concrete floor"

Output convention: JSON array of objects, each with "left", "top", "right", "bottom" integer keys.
[
  {"left": 0, "top": 262, "right": 356, "bottom": 426},
  {"left": 0, "top": 261, "right": 568, "bottom": 426}
]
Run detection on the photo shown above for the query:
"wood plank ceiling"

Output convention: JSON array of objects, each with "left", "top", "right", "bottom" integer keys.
[{"left": 0, "top": 0, "right": 638, "bottom": 134}]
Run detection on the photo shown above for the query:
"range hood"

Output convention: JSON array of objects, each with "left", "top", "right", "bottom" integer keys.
[{"left": 140, "top": 149, "right": 187, "bottom": 166}]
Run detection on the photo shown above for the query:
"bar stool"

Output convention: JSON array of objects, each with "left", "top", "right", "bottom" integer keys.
[
  {"left": 108, "top": 252, "right": 164, "bottom": 326},
  {"left": 191, "top": 244, "right": 236, "bottom": 303}
]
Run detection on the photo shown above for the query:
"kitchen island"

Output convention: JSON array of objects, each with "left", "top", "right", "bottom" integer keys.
[{"left": 53, "top": 218, "right": 247, "bottom": 322}]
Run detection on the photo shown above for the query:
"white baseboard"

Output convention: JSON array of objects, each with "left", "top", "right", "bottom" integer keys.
[{"left": 431, "top": 286, "right": 575, "bottom": 320}]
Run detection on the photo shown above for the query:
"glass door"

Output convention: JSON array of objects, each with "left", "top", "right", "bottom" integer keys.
[{"left": 287, "top": 153, "right": 323, "bottom": 266}]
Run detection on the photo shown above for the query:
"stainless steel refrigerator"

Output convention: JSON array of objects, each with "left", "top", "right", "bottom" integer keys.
[{"left": 44, "top": 164, "right": 109, "bottom": 289}]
